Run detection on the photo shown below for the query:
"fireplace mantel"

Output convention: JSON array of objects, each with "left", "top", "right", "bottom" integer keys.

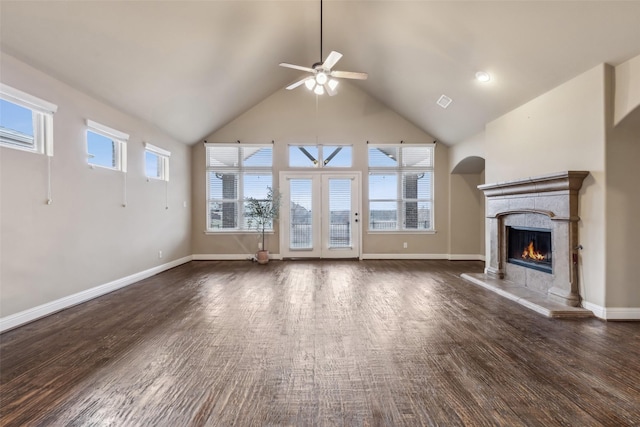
[
  {"left": 478, "top": 171, "right": 589, "bottom": 198},
  {"left": 472, "top": 171, "right": 590, "bottom": 312}
]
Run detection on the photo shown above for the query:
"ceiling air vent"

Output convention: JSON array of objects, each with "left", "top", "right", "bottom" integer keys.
[{"left": 437, "top": 94, "right": 452, "bottom": 109}]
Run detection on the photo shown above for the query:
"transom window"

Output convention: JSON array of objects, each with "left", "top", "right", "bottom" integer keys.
[
  {"left": 0, "top": 84, "right": 57, "bottom": 155},
  {"left": 289, "top": 145, "right": 352, "bottom": 168},
  {"left": 144, "top": 143, "right": 171, "bottom": 181},
  {"left": 206, "top": 144, "right": 273, "bottom": 231},
  {"left": 368, "top": 144, "right": 434, "bottom": 231},
  {"left": 86, "top": 120, "right": 129, "bottom": 171}
]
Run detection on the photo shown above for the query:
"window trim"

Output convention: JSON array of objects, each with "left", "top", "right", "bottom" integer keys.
[
  {"left": 368, "top": 143, "right": 435, "bottom": 233},
  {"left": 205, "top": 143, "right": 274, "bottom": 232},
  {"left": 144, "top": 142, "right": 171, "bottom": 181},
  {"left": 0, "top": 84, "right": 57, "bottom": 156},
  {"left": 86, "top": 119, "right": 129, "bottom": 172}
]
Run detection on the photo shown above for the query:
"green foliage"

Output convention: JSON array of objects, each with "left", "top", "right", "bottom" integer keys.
[{"left": 245, "top": 187, "right": 281, "bottom": 250}]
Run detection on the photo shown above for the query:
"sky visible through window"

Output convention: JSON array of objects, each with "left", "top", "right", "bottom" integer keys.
[
  {"left": 87, "top": 130, "right": 116, "bottom": 168},
  {"left": 145, "top": 151, "right": 160, "bottom": 178},
  {"left": 0, "top": 99, "right": 34, "bottom": 136}
]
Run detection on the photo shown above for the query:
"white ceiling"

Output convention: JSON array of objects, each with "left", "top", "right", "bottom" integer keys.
[{"left": 2, "top": 1, "right": 639, "bottom": 146}]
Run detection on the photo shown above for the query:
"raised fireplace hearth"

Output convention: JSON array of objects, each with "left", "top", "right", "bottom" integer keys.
[{"left": 463, "top": 171, "right": 593, "bottom": 316}]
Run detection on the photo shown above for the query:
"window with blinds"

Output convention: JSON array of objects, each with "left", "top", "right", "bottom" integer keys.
[
  {"left": 0, "top": 84, "right": 57, "bottom": 155},
  {"left": 368, "top": 144, "right": 434, "bottom": 231},
  {"left": 206, "top": 144, "right": 273, "bottom": 231}
]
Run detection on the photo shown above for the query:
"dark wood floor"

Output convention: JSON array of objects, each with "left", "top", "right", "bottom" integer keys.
[{"left": 1, "top": 260, "right": 639, "bottom": 426}]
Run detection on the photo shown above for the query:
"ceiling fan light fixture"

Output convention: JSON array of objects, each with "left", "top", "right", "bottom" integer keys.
[
  {"left": 304, "top": 79, "right": 316, "bottom": 90},
  {"left": 327, "top": 79, "right": 339, "bottom": 91},
  {"left": 314, "top": 85, "right": 325, "bottom": 95},
  {"left": 316, "top": 72, "right": 328, "bottom": 85}
]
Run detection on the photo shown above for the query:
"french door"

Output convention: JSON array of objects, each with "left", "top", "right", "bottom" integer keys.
[{"left": 280, "top": 172, "right": 361, "bottom": 259}]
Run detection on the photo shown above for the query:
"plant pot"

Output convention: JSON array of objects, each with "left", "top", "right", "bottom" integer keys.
[{"left": 256, "top": 250, "right": 270, "bottom": 265}]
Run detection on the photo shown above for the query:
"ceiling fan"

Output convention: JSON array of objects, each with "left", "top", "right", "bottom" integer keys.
[{"left": 279, "top": 0, "right": 368, "bottom": 96}]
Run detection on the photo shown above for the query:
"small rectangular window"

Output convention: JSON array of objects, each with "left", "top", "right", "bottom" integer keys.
[
  {"left": 144, "top": 143, "right": 170, "bottom": 181},
  {"left": 0, "top": 84, "right": 57, "bottom": 155},
  {"left": 86, "top": 120, "right": 128, "bottom": 172},
  {"left": 288, "top": 145, "right": 352, "bottom": 168}
]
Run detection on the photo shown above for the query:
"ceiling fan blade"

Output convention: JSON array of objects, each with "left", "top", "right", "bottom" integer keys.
[
  {"left": 331, "top": 70, "right": 368, "bottom": 80},
  {"left": 279, "top": 63, "right": 315, "bottom": 73},
  {"left": 286, "top": 77, "right": 311, "bottom": 90},
  {"left": 322, "top": 51, "right": 343, "bottom": 70}
]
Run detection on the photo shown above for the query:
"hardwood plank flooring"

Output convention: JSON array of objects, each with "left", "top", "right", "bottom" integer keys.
[{"left": 1, "top": 260, "right": 639, "bottom": 426}]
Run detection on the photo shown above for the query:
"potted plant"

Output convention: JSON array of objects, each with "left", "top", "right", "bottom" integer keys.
[{"left": 245, "top": 187, "right": 281, "bottom": 264}]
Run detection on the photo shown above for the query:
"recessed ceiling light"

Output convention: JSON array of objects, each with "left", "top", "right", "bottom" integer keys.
[
  {"left": 475, "top": 71, "right": 491, "bottom": 82},
  {"left": 437, "top": 94, "right": 452, "bottom": 109}
]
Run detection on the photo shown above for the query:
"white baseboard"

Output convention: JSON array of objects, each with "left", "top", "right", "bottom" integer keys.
[
  {"left": 448, "top": 254, "right": 486, "bottom": 261},
  {"left": 361, "top": 253, "right": 449, "bottom": 260},
  {"left": 192, "top": 253, "right": 282, "bottom": 261},
  {"left": 0, "top": 255, "right": 193, "bottom": 333},
  {"left": 582, "top": 302, "right": 640, "bottom": 320}
]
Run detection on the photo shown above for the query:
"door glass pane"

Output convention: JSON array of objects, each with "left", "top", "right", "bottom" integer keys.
[
  {"left": 329, "top": 178, "right": 352, "bottom": 248},
  {"left": 290, "top": 179, "right": 313, "bottom": 249}
]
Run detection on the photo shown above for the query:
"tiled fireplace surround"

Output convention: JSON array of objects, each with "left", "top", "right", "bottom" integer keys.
[{"left": 464, "top": 171, "right": 592, "bottom": 317}]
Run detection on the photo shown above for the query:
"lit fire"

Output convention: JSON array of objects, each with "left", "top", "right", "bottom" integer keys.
[{"left": 522, "top": 241, "right": 546, "bottom": 261}]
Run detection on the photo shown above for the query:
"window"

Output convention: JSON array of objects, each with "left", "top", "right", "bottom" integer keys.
[
  {"left": 289, "top": 145, "right": 352, "bottom": 168},
  {"left": 206, "top": 144, "right": 273, "bottom": 231},
  {"left": 86, "top": 120, "right": 128, "bottom": 171},
  {"left": 0, "top": 84, "right": 57, "bottom": 155},
  {"left": 368, "top": 144, "right": 434, "bottom": 231},
  {"left": 144, "top": 143, "right": 170, "bottom": 181}
]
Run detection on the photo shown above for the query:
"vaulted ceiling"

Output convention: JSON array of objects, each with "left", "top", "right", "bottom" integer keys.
[{"left": 2, "top": 1, "right": 639, "bottom": 146}]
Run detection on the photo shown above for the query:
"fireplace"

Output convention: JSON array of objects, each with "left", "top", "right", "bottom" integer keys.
[
  {"left": 476, "top": 171, "right": 589, "bottom": 308},
  {"left": 507, "top": 227, "right": 552, "bottom": 274}
]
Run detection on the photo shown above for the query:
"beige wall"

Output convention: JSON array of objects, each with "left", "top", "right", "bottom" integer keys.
[
  {"left": 614, "top": 53, "right": 640, "bottom": 126},
  {"left": 0, "top": 53, "right": 192, "bottom": 318},
  {"left": 606, "top": 107, "right": 640, "bottom": 307},
  {"left": 485, "top": 64, "right": 608, "bottom": 307},
  {"left": 449, "top": 173, "right": 485, "bottom": 257},
  {"left": 192, "top": 82, "right": 455, "bottom": 257}
]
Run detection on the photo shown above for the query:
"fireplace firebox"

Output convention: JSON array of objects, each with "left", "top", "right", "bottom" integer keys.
[{"left": 507, "top": 227, "right": 552, "bottom": 274}]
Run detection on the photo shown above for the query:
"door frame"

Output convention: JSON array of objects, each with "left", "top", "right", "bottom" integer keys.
[{"left": 279, "top": 171, "right": 362, "bottom": 259}]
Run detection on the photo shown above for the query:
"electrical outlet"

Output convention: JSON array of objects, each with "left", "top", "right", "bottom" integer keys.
[
  {"left": 403, "top": 242, "right": 408, "bottom": 249},
  {"left": 258, "top": 242, "right": 262, "bottom": 250},
  {"left": 158, "top": 250, "right": 163, "bottom": 259}
]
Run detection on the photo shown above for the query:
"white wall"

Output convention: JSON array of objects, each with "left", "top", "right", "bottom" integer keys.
[
  {"left": 485, "top": 64, "right": 609, "bottom": 308},
  {"left": 0, "top": 53, "right": 192, "bottom": 319},
  {"left": 192, "top": 82, "right": 452, "bottom": 257}
]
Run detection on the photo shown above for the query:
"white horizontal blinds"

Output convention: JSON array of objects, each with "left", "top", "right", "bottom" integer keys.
[
  {"left": 205, "top": 144, "right": 273, "bottom": 231},
  {"left": 0, "top": 84, "right": 57, "bottom": 155},
  {"left": 289, "top": 178, "right": 313, "bottom": 249},
  {"left": 368, "top": 144, "right": 435, "bottom": 231},
  {"left": 328, "top": 178, "right": 352, "bottom": 248}
]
